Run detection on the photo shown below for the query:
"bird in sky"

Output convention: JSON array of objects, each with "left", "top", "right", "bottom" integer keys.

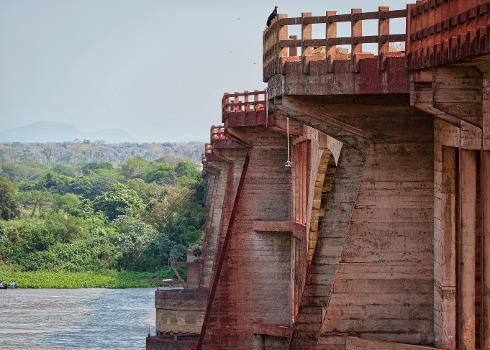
[{"left": 266, "top": 6, "right": 278, "bottom": 27}]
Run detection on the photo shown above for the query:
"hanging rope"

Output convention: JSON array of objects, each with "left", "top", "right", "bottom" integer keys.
[{"left": 285, "top": 117, "right": 292, "bottom": 167}]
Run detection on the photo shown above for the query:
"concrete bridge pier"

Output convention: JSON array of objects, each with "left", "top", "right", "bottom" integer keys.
[
  {"left": 412, "top": 62, "right": 489, "bottom": 350},
  {"left": 459, "top": 150, "right": 477, "bottom": 350},
  {"left": 482, "top": 70, "right": 490, "bottom": 350},
  {"left": 200, "top": 126, "right": 293, "bottom": 350},
  {"left": 148, "top": 2, "right": 489, "bottom": 349},
  {"left": 272, "top": 93, "right": 436, "bottom": 349},
  {"left": 484, "top": 150, "right": 490, "bottom": 350}
]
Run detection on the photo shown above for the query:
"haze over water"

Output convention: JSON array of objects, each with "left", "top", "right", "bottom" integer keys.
[{"left": 0, "top": 288, "right": 155, "bottom": 350}]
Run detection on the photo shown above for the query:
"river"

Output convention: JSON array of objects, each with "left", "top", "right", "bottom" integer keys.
[{"left": 0, "top": 288, "right": 156, "bottom": 350}]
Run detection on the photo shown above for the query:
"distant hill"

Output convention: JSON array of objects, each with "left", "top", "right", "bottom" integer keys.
[
  {"left": 0, "top": 141, "right": 204, "bottom": 165},
  {"left": 0, "top": 121, "right": 136, "bottom": 143}
]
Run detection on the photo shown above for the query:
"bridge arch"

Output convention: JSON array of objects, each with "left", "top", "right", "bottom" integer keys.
[{"left": 308, "top": 149, "right": 336, "bottom": 266}]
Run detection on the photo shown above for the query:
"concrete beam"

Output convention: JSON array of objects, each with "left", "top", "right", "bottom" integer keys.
[
  {"left": 434, "top": 146, "right": 457, "bottom": 349},
  {"left": 274, "top": 96, "right": 370, "bottom": 145}
]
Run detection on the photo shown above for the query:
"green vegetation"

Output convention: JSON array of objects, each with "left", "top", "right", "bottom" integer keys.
[
  {"left": 0, "top": 157, "right": 206, "bottom": 288},
  {"left": 0, "top": 265, "right": 178, "bottom": 288},
  {"left": 0, "top": 176, "right": 18, "bottom": 220}
]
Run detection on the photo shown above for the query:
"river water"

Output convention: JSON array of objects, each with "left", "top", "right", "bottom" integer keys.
[{"left": 0, "top": 288, "right": 156, "bottom": 350}]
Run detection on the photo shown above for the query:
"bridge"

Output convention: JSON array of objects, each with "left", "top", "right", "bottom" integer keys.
[{"left": 147, "top": 1, "right": 490, "bottom": 349}]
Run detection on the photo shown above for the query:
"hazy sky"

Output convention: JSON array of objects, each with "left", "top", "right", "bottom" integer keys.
[{"left": 0, "top": 0, "right": 409, "bottom": 142}]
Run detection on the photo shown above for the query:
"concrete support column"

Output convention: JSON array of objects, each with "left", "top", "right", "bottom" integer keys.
[
  {"left": 458, "top": 150, "right": 477, "bottom": 350},
  {"left": 482, "top": 151, "right": 490, "bottom": 349},
  {"left": 438, "top": 146, "right": 457, "bottom": 349}
]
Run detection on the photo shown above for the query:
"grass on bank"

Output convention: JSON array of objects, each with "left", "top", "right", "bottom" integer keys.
[{"left": 0, "top": 265, "right": 182, "bottom": 289}]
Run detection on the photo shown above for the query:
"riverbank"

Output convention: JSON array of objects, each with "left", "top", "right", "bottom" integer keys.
[{"left": 0, "top": 266, "right": 179, "bottom": 288}]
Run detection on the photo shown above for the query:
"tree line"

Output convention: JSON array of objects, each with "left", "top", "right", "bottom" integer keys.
[{"left": 0, "top": 157, "right": 206, "bottom": 274}]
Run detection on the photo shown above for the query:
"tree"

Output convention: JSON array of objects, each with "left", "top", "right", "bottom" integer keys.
[
  {"left": 52, "top": 164, "right": 78, "bottom": 177},
  {"left": 145, "top": 163, "right": 175, "bottom": 185},
  {"left": 112, "top": 214, "right": 158, "bottom": 270},
  {"left": 0, "top": 176, "right": 18, "bottom": 220},
  {"left": 81, "top": 162, "right": 113, "bottom": 176},
  {"left": 126, "top": 178, "right": 160, "bottom": 204},
  {"left": 175, "top": 161, "right": 199, "bottom": 178},
  {"left": 121, "top": 157, "right": 148, "bottom": 178},
  {"left": 93, "top": 183, "right": 143, "bottom": 220}
]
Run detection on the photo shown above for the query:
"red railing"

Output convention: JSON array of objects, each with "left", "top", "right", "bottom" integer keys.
[
  {"left": 263, "top": 7, "right": 407, "bottom": 81},
  {"left": 406, "top": 0, "right": 490, "bottom": 70},
  {"left": 202, "top": 143, "right": 214, "bottom": 165},
  {"left": 222, "top": 90, "right": 266, "bottom": 123},
  {"left": 210, "top": 125, "right": 225, "bottom": 144}
]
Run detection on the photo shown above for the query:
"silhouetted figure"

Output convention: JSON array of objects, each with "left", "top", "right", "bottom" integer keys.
[{"left": 267, "top": 6, "right": 278, "bottom": 27}]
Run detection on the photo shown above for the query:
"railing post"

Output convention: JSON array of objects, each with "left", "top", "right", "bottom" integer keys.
[
  {"left": 223, "top": 94, "right": 228, "bottom": 111},
  {"left": 254, "top": 90, "right": 259, "bottom": 111},
  {"left": 432, "top": 0, "right": 442, "bottom": 67},
  {"left": 244, "top": 91, "right": 250, "bottom": 111},
  {"left": 351, "top": 9, "right": 363, "bottom": 54},
  {"left": 420, "top": 0, "right": 430, "bottom": 67},
  {"left": 289, "top": 35, "right": 298, "bottom": 56},
  {"left": 233, "top": 92, "right": 240, "bottom": 112},
  {"left": 210, "top": 126, "right": 216, "bottom": 143},
  {"left": 406, "top": 4, "right": 414, "bottom": 69},
  {"left": 326, "top": 11, "right": 337, "bottom": 72},
  {"left": 378, "top": 6, "right": 390, "bottom": 70},
  {"left": 351, "top": 8, "right": 363, "bottom": 72},
  {"left": 277, "top": 14, "right": 288, "bottom": 75},
  {"left": 426, "top": 0, "right": 435, "bottom": 67},
  {"left": 301, "top": 12, "right": 312, "bottom": 74},
  {"left": 222, "top": 93, "right": 229, "bottom": 123}
]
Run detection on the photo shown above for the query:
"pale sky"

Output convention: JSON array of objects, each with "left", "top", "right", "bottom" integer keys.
[{"left": 0, "top": 0, "right": 409, "bottom": 142}]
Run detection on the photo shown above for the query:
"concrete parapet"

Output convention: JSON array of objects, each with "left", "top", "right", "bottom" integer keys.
[
  {"left": 267, "top": 56, "right": 408, "bottom": 98},
  {"left": 263, "top": 8, "right": 407, "bottom": 83},
  {"left": 407, "top": 0, "right": 490, "bottom": 70},
  {"left": 155, "top": 289, "right": 208, "bottom": 336}
]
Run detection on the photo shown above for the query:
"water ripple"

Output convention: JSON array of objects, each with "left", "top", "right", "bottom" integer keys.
[{"left": 0, "top": 288, "right": 156, "bottom": 350}]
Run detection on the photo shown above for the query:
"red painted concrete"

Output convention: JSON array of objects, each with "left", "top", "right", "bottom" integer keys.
[{"left": 407, "top": 0, "right": 490, "bottom": 69}]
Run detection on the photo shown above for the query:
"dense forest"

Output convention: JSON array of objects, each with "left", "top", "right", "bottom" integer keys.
[
  {"left": 0, "top": 155, "right": 207, "bottom": 280},
  {"left": 0, "top": 141, "right": 204, "bottom": 166}
]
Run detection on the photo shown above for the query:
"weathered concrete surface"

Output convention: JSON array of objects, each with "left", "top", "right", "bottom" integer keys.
[
  {"left": 267, "top": 57, "right": 408, "bottom": 99},
  {"left": 201, "top": 127, "right": 293, "bottom": 350},
  {"left": 148, "top": 2, "right": 490, "bottom": 350},
  {"left": 199, "top": 162, "right": 228, "bottom": 289},
  {"left": 147, "top": 129, "right": 249, "bottom": 350},
  {"left": 146, "top": 289, "right": 206, "bottom": 350},
  {"left": 406, "top": 0, "right": 490, "bottom": 70},
  {"left": 146, "top": 335, "right": 198, "bottom": 350},
  {"left": 410, "top": 48, "right": 489, "bottom": 350},
  {"left": 344, "top": 337, "right": 438, "bottom": 350},
  {"left": 274, "top": 96, "right": 435, "bottom": 348},
  {"left": 290, "top": 142, "right": 369, "bottom": 350},
  {"left": 155, "top": 289, "right": 208, "bottom": 335}
]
